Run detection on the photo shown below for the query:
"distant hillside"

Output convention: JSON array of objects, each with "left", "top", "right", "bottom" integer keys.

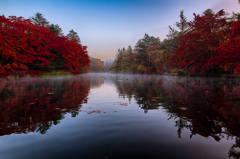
[
  {"left": 103, "top": 59, "right": 114, "bottom": 72},
  {"left": 104, "top": 59, "right": 114, "bottom": 64}
]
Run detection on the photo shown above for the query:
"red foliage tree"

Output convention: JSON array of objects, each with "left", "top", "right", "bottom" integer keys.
[
  {"left": 175, "top": 10, "right": 230, "bottom": 74},
  {"left": 0, "top": 16, "right": 56, "bottom": 72},
  {"left": 207, "top": 21, "right": 240, "bottom": 75},
  {"left": 57, "top": 37, "right": 89, "bottom": 74},
  {"left": 0, "top": 15, "right": 89, "bottom": 75}
]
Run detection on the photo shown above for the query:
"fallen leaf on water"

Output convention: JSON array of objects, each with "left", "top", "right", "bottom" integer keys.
[
  {"left": 179, "top": 107, "right": 188, "bottom": 110},
  {"left": 95, "top": 110, "right": 102, "bottom": 113},
  {"left": 113, "top": 111, "right": 117, "bottom": 113},
  {"left": 120, "top": 103, "right": 128, "bottom": 106},
  {"left": 87, "top": 110, "right": 102, "bottom": 114},
  {"left": 113, "top": 102, "right": 128, "bottom": 106}
]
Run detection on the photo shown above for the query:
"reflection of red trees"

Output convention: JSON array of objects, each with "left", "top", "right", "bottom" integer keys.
[
  {"left": 0, "top": 76, "right": 90, "bottom": 136},
  {"left": 161, "top": 77, "right": 240, "bottom": 139},
  {"left": 115, "top": 75, "right": 240, "bottom": 140},
  {"left": 204, "top": 85, "right": 240, "bottom": 136}
]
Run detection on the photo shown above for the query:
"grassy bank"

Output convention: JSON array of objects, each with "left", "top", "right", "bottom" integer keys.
[
  {"left": 38, "top": 71, "right": 73, "bottom": 77},
  {"left": 3, "top": 70, "right": 73, "bottom": 78}
]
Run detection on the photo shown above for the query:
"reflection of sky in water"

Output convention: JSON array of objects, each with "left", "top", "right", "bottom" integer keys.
[
  {"left": 88, "top": 84, "right": 119, "bottom": 103},
  {"left": 0, "top": 73, "right": 240, "bottom": 159}
]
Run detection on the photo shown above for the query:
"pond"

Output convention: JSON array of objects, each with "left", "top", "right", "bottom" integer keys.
[{"left": 0, "top": 73, "right": 240, "bottom": 159}]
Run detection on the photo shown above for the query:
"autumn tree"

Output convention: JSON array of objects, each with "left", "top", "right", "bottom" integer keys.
[
  {"left": 90, "top": 57, "right": 104, "bottom": 72},
  {"left": 0, "top": 15, "right": 56, "bottom": 72},
  {"left": 112, "top": 46, "right": 138, "bottom": 72},
  {"left": 146, "top": 45, "right": 166, "bottom": 73},
  {"left": 134, "top": 33, "right": 160, "bottom": 69},
  {"left": 207, "top": 20, "right": 240, "bottom": 75},
  {"left": 0, "top": 15, "right": 89, "bottom": 75},
  {"left": 175, "top": 9, "right": 230, "bottom": 74},
  {"left": 113, "top": 47, "right": 125, "bottom": 72},
  {"left": 56, "top": 36, "right": 89, "bottom": 73},
  {"left": 120, "top": 53, "right": 138, "bottom": 72}
]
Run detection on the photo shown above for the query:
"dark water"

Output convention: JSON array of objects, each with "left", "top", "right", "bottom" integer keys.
[{"left": 0, "top": 73, "right": 240, "bottom": 159}]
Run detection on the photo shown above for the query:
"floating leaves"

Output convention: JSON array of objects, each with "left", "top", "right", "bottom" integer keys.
[
  {"left": 179, "top": 107, "right": 188, "bottom": 110},
  {"left": 113, "top": 102, "right": 128, "bottom": 106},
  {"left": 87, "top": 110, "right": 102, "bottom": 114},
  {"left": 61, "top": 109, "right": 67, "bottom": 112}
]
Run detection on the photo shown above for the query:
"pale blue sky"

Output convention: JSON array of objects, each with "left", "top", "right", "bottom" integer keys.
[{"left": 1, "top": 0, "right": 239, "bottom": 60}]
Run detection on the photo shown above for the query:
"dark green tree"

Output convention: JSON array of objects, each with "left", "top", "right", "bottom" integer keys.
[
  {"left": 163, "top": 10, "right": 188, "bottom": 54},
  {"left": 126, "top": 45, "right": 133, "bottom": 54},
  {"left": 30, "top": 12, "right": 49, "bottom": 26},
  {"left": 203, "top": 9, "right": 214, "bottom": 15},
  {"left": 134, "top": 33, "right": 160, "bottom": 67},
  {"left": 163, "top": 26, "right": 179, "bottom": 53},
  {"left": 47, "top": 24, "right": 63, "bottom": 36},
  {"left": 176, "top": 10, "right": 189, "bottom": 35},
  {"left": 67, "top": 29, "right": 81, "bottom": 43}
]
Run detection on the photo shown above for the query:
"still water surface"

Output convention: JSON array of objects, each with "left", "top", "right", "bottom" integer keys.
[{"left": 0, "top": 73, "right": 240, "bottom": 159}]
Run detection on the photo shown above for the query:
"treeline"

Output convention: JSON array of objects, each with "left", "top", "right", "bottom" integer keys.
[
  {"left": 0, "top": 12, "right": 89, "bottom": 76},
  {"left": 112, "top": 9, "right": 240, "bottom": 76},
  {"left": 90, "top": 57, "right": 104, "bottom": 72},
  {"left": 90, "top": 58, "right": 114, "bottom": 72}
]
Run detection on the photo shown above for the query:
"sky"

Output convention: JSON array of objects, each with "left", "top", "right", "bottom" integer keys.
[{"left": 0, "top": 0, "right": 239, "bottom": 60}]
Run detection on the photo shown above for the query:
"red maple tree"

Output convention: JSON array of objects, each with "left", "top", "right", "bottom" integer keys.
[
  {"left": 0, "top": 15, "right": 89, "bottom": 75},
  {"left": 175, "top": 10, "right": 230, "bottom": 74},
  {"left": 207, "top": 21, "right": 240, "bottom": 75}
]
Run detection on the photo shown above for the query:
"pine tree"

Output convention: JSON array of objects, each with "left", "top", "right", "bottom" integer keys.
[
  {"left": 176, "top": 10, "right": 189, "bottom": 35},
  {"left": 30, "top": 12, "right": 49, "bottom": 26},
  {"left": 67, "top": 29, "right": 81, "bottom": 43}
]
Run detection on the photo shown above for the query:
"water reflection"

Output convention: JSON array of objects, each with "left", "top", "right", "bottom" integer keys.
[
  {"left": 1, "top": 73, "right": 240, "bottom": 158},
  {"left": 109, "top": 74, "right": 240, "bottom": 158},
  {"left": 0, "top": 76, "right": 90, "bottom": 135}
]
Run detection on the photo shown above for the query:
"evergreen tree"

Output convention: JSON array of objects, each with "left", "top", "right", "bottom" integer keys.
[
  {"left": 47, "top": 24, "right": 63, "bottom": 36},
  {"left": 162, "top": 26, "right": 179, "bottom": 53},
  {"left": 163, "top": 10, "right": 188, "bottom": 53},
  {"left": 67, "top": 29, "right": 81, "bottom": 43},
  {"left": 134, "top": 33, "right": 160, "bottom": 66},
  {"left": 203, "top": 9, "right": 214, "bottom": 15},
  {"left": 176, "top": 10, "right": 189, "bottom": 35},
  {"left": 30, "top": 12, "right": 49, "bottom": 26},
  {"left": 126, "top": 45, "right": 133, "bottom": 54}
]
